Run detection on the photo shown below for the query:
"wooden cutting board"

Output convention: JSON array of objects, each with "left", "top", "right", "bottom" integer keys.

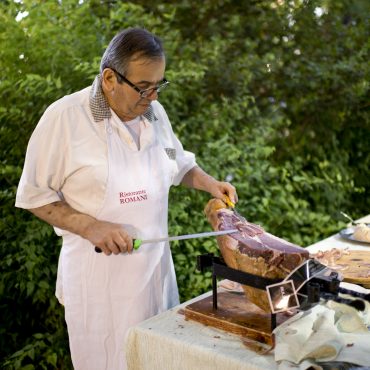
[
  {"left": 184, "top": 290, "right": 293, "bottom": 345},
  {"left": 331, "top": 250, "right": 370, "bottom": 288}
]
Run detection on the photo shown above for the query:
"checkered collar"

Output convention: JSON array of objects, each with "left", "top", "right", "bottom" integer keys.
[{"left": 89, "top": 74, "right": 157, "bottom": 123}]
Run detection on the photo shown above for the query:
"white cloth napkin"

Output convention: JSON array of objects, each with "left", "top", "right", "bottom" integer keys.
[{"left": 273, "top": 283, "right": 370, "bottom": 369}]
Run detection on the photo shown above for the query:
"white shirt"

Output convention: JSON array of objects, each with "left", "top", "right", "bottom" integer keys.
[
  {"left": 15, "top": 80, "right": 196, "bottom": 219},
  {"left": 124, "top": 117, "right": 141, "bottom": 149}
]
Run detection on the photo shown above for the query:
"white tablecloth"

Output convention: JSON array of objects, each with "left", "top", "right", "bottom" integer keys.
[
  {"left": 126, "top": 291, "right": 278, "bottom": 370},
  {"left": 125, "top": 216, "right": 370, "bottom": 370}
]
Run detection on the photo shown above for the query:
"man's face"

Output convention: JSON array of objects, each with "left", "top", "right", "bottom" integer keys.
[{"left": 104, "top": 56, "right": 166, "bottom": 122}]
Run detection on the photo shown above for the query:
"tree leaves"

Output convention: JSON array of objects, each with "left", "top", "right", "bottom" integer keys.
[{"left": 1, "top": 0, "right": 369, "bottom": 368}]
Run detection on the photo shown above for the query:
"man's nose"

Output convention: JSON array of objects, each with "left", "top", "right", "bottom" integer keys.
[{"left": 146, "top": 89, "right": 158, "bottom": 101}]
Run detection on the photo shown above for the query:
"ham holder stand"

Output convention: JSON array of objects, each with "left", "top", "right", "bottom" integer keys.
[{"left": 184, "top": 254, "right": 368, "bottom": 346}]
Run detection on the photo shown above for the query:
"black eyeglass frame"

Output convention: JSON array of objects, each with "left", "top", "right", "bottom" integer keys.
[{"left": 110, "top": 68, "right": 169, "bottom": 98}]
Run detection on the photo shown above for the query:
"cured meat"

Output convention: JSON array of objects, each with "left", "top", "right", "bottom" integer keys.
[
  {"left": 311, "top": 248, "right": 350, "bottom": 270},
  {"left": 204, "top": 199, "right": 310, "bottom": 312}
]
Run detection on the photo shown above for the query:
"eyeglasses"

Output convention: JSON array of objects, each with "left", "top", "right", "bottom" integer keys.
[{"left": 110, "top": 68, "right": 169, "bottom": 98}]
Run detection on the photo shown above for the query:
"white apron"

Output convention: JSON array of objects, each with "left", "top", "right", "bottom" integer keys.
[{"left": 58, "top": 115, "right": 179, "bottom": 370}]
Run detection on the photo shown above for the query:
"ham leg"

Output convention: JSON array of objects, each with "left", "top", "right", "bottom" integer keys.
[{"left": 204, "top": 199, "right": 309, "bottom": 312}]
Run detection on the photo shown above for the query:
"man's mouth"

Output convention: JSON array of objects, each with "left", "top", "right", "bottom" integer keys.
[
  {"left": 137, "top": 97, "right": 151, "bottom": 107},
  {"left": 137, "top": 102, "right": 150, "bottom": 109}
]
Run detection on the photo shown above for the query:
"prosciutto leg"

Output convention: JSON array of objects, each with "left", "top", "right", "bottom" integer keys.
[{"left": 204, "top": 199, "right": 309, "bottom": 312}]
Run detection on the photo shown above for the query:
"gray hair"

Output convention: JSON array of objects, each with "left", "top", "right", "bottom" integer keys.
[{"left": 100, "top": 28, "right": 164, "bottom": 76}]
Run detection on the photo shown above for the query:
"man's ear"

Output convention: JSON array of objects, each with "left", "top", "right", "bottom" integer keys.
[{"left": 101, "top": 68, "right": 116, "bottom": 93}]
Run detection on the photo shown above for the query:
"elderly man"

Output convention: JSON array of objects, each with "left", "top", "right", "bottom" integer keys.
[{"left": 16, "top": 28, "right": 237, "bottom": 369}]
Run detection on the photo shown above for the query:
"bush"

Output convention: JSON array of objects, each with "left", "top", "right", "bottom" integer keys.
[{"left": 1, "top": 0, "right": 369, "bottom": 367}]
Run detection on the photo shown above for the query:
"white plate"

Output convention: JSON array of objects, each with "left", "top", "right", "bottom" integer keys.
[{"left": 339, "top": 224, "right": 370, "bottom": 244}]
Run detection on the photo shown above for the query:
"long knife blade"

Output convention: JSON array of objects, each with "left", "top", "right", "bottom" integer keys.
[
  {"left": 94, "top": 229, "right": 238, "bottom": 253},
  {"left": 133, "top": 229, "right": 238, "bottom": 249}
]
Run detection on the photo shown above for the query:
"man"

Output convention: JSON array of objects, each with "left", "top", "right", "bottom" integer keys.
[{"left": 16, "top": 28, "right": 237, "bottom": 369}]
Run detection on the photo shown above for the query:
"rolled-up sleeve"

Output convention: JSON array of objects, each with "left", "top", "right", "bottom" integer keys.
[
  {"left": 172, "top": 139, "right": 196, "bottom": 186},
  {"left": 15, "top": 104, "right": 67, "bottom": 209}
]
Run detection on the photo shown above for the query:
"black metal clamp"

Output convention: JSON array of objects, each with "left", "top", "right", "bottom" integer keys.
[{"left": 196, "top": 253, "right": 282, "bottom": 331}]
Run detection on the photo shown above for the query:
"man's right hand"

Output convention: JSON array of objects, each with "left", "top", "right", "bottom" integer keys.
[{"left": 83, "top": 220, "right": 133, "bottom": 255}]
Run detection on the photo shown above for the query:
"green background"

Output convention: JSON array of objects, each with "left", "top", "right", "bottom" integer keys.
[{"left": 1, "top": 0, "right": 369, "bottom": 368}]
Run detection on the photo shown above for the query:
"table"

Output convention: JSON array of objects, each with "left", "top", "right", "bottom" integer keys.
[
  {"left": 125, "top": 216, "right": 370, "bottom": 370},
  {"left": 126, "top": 291, "right": 277, "bottom": 370}
]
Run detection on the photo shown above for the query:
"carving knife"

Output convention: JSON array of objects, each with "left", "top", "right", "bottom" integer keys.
[
  {"left": 224, "top": 196, "right": 248, "bottom": 222},
  {"left": 94, "top": 228, "right": 238, "bottom": 253}
]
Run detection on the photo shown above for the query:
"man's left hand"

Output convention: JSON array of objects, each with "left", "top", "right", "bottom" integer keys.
[
  {"left": 209, "top": 180, "right": 238, "bottom": 205},
  {"left": 181, "top": 166, "right": 238, "bottom": 204}
]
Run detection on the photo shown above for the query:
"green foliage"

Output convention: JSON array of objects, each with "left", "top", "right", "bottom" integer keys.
[{"left": 1, "top": 0, "right": 369, "bottom": 367}]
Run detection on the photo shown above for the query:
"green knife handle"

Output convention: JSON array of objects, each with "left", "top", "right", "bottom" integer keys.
[
  {"left": 94, "top": 239, "right": 142, "bottom": 253},
  {"left": 133, "top": 239, "right": 142, "bottom": 250}
]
